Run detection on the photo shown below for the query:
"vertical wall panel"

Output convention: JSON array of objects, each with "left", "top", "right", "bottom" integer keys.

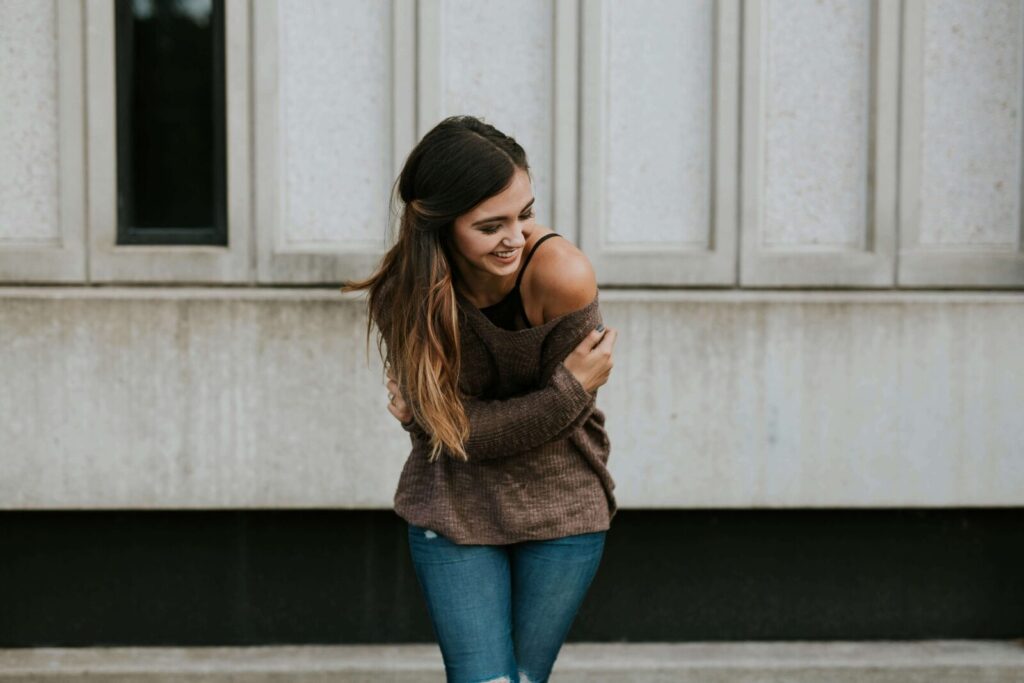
[
  {"left": 418, "top": 0, "right": 558, "bottom": 232},
  {"left": 0, "top": 0, "right": 85, "bottom": 282},
  {"left": 254, "top": 0, "right": 416, "bottom": 283},
  {"left": 899, "top": 0, "right": 1024, "bottom": 287},
  {"left": 278, "top": 0, "right": 392, "bottom": 247},
  {"left": 580, "top": 0, "right": 739, "bottom": 285},
  {"left": 605, "top": 0, "right": 712, "bottom": 247},
  {"left": 741, "top": 0, "right": 897, "bottom": 287},
  {"left": 0, "top": 0, "right": 59, "bottom": 244},
  {"left": 761, "top": 0, "right": 870, "bottom": 249},
  {"left": 919, "top": 1, "right": 1020, "bottom": 248}
]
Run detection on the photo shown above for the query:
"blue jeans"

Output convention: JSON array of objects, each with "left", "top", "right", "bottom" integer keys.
[{"left": 406, "top": 523, "right": 607, "bottom": 683}]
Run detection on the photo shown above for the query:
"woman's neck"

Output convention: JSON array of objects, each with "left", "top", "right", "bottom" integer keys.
[
  {"left": 454, "top": 272, "right": 517, "bottom": 308},
  {"left": 451, "top": 256, "right": 520, "bottom": 308}
]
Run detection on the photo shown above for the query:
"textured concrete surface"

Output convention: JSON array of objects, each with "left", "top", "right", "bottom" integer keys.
[
  {"left": 0, "top": 641, "right": 1022, "bottom": 682},
  {"left": 1, "top": 287, "right": 1022, "bottom": 510},
  {"left": 2, "top": 286, "right": 1024, "bottom": 509}
]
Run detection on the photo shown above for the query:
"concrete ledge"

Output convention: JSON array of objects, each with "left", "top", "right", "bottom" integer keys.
[
  {"left": 2, "top": 286, "right": 1023, "bottom": 509},
  {"left": 1, "top": 641, "right": 1022, "bottom": 682},
  {"left": 1, "top": 285, "right": 1023, "bottom": 304}
]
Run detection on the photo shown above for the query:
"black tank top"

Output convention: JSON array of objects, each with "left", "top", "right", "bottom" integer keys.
[{"left": 478, "top": 232, "right": 563, "bottom": 331}]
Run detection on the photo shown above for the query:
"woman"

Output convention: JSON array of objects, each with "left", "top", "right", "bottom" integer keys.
[{"left": 342, "top": 115, "right": 618, "bottom": 683}]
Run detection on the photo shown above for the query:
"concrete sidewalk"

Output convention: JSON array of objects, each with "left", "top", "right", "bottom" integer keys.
[{"left": 1, "top": 640, "right": 1022, "bottom": 682}]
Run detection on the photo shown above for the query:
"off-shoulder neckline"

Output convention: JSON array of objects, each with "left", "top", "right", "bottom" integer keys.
[{"left": 455, "top": 287, "right": 600, "bottom": 336}]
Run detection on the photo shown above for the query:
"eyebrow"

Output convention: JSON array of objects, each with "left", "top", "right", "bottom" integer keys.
[{"left": 471, "top": 198, "right": 535, "bottom": 227}]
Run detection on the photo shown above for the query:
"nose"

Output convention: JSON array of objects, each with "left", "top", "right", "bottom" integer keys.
[{"left": 502, "top": 223, "right": 529, "bottom": 249}]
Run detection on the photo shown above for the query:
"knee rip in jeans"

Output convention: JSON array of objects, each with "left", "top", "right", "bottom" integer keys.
[
  {"left": 423, "top": 529, "right": 437, "bottom": 539},
  {"left": 471, "top": 669, "right": 536, "bottom": 683}
]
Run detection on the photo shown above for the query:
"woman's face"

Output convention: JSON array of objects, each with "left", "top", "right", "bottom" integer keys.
[{"left": 449, "top": 167, "right": 536, "bottom": 288}]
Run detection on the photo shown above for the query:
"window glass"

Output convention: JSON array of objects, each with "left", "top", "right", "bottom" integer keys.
[{"left": 115, "top": 0, "right": 227, "bottom": 245}]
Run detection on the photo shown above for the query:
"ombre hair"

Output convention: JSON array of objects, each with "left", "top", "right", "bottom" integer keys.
[{"left": 341, "top": 115, "right": 531, "bottom": 462}]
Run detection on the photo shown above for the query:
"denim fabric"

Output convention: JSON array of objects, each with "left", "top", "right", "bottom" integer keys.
[{"left": 407, "top": 523, "right": 607, "bottom": 683}]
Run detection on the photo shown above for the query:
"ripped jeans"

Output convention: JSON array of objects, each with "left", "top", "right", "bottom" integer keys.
[{"left": 406, "top": 523, "right": 607, "bottom": 683}]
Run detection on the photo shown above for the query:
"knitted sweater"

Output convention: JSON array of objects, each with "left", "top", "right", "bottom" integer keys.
[{"left": 392, "top": 288, "right": 618, "bottom": 545}]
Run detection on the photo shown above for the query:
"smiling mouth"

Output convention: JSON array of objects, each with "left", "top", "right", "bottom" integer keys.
[{"left": 492, "top": 249, "right": 518, "bottom": 258}]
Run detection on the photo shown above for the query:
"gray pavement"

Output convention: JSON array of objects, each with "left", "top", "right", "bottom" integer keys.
[{"left": 1, "top": 640, "right": 1023, "bottom": 682}]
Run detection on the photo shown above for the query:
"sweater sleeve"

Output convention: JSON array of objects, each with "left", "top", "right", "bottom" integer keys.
[
  {"left": 402, "top": 292, "right": 604, "bottom": 460},
  {"left": 399, "top": 362, "right": 596, "bottom": 461},
  {"left": 456, "top": 361, "right": 595, "bottom": 461}
]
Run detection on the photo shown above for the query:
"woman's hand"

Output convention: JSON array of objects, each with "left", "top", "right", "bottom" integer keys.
[
  {"left": 562, "top": 325, "right": 617, "bottom": 393},
  {"left": 385, "top": 366, "right": 414, "bottom": 424}
]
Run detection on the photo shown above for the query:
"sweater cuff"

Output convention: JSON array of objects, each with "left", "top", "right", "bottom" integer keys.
[{"left": 549, "top": 362, "right": 595, "bottom": 414}]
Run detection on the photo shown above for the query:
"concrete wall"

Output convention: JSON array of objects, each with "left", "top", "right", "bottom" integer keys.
[
  {"left": 1, "top": 1, "right": 1022, "bottom": 510},
  {"left": 1, "top": 287, "right": 1020, "bottom": 509}
]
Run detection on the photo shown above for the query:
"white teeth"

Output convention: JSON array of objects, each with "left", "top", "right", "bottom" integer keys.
[{"left": 494, "top": 250, "right": 515, "bottom": 257}]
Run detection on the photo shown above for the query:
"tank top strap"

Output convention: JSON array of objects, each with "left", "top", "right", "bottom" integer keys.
[
  {"left": 513, "top": 232, "right": 562, "bottom": 328},
  {"left": 514, "top": 232, "right": 562, "bottom": 291}
]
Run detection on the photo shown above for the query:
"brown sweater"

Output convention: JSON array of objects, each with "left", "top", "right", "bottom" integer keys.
[{"left": 392, "top": 288, "right": 618, "bottom": 545}]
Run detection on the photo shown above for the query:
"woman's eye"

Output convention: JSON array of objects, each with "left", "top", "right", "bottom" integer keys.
[{"left": 481, "top": 210, "right": 535, "bottom": 234}]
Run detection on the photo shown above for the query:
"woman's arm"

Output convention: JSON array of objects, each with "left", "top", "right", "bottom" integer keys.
[
  {"left": 418, "top": 361, "right": 596, "bottom": 460},
  {"left": 401, "top": 243, "right": 604, "bottom": 461},
  {"left": 399, "top": 334, "right": 599, "bottom": 458}
]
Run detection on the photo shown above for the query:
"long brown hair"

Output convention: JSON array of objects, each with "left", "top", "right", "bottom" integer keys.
[{"left": 341, "top": 115, "right": 531, "bottom": 462}]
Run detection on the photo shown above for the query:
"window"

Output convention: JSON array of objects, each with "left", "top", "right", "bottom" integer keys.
[
  {"left": 85, "top": 0, "right": 250, "bottom": 283},
  {"left": 115, "top": 0, "right": 227, "bottom": 246}
]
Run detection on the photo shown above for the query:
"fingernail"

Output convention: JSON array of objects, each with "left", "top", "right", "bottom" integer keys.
[{"left": 596, "top": 323, "right": 605, "bottom": 332}]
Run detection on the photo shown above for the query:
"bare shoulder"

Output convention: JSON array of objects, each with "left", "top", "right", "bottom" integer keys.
[{"left": 523, "top": 229, "right": 597, "bottom": 323}]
